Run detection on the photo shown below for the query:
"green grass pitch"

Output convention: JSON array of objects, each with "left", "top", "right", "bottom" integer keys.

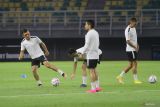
[{"left": 0, "top": 61, "right": 159, "bottom": 107}]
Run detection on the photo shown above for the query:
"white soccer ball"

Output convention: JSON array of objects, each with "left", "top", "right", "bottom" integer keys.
[
  {"left": 148, "top": 75, "right": 157, "bottom": 84},
  {"left": 51, "top": 77, "right": 60, "bottom": 86}
]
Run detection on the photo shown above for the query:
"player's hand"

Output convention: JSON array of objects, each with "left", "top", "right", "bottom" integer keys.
[
  {"left": 71, "top": 73, "right": 75, "bottom": 80},
  {"left": 45, "top": 51, "right": 49, "bottom": 56},
  {"left": 18, "top": 56, "right": 23, "bottom": 60}
]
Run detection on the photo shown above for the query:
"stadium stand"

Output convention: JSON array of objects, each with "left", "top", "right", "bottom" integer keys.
[{"left": 0, "top": 0, "right": 159, "bottom": 38}]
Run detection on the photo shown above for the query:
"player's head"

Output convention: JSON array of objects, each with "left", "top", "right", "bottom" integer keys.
[
  {"left": 68, "top": 48, "right": 77, "bottom": 57},
  {"left": 84, "top": 20, "right": 95, "bottom": 31},
  {"left": 129, "top": 17, "right": 137, "bottom": 28},
  {"left": 22, "top": 29, "right": 30, "bottom": 40}
]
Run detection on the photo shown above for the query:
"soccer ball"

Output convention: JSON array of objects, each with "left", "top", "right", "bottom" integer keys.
[
  {"left": 51, "top": 77, "right": 60, "bottom": 86},
  {"left": 148, "top": 75, "right": 157, "bottom": 84}
]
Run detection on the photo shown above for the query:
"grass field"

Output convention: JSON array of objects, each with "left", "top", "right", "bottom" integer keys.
[{"left": 0, "top": 61, "right": 159, "bottom": 107}]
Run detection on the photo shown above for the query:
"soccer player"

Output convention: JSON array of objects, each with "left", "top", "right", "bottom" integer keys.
[
  {"left": 19, "top": 29, "right": 67, "bottom": 86},
  {"left": 116, "top": 17, "right": 142, "bottom": 84},
  {"left": 81, "top": 20, "right": 102, "bottom": 93},
  {"left": 68, "top": 47, "right": 102, "bottom": 88}
]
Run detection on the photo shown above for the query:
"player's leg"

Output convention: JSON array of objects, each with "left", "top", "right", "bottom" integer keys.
[
  {"left": 80, "top": 61, "right": 87, "bottom": 87},
  {"left": 31, "top": 60, "right": 42, "bottom": 86},
  {"left": 132, "top": 60, "right": 142, "bottom": 84},
  {"left": 88, "top": 68, "right": 97, "bottom": 92},
  {"left": 86, "top": 59, "right": 99, "bottom": 93},
  {"left": 43, "top": 61, "right": 67, "bottom": 79},
  {"left": 94, "top": 69, "right": 102, "bottom": 92},
  {"left": 117, "top": 61, "right": 133, "bottom": 84},
  {"left": 117, "top": 52, "right": 134, "bottom": 84}
]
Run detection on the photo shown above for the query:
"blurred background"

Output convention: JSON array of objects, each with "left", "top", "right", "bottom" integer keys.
[{"left": 0, "top": 0, "right": 160, "bottom": 61}]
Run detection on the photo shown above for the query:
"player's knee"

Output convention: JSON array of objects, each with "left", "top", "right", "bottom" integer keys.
[
  {"left": 45, "top": 63, "right": 51, "bottom": 68},
  {"left": 32, "top": 68, "right": 37, "bottom": 72}
]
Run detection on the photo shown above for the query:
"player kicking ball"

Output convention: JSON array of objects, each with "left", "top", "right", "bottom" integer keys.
[
  {"left": 68, "top": 47, "right": 102, "bottom": 88},
  {"left": 19, "top": 29, "right": 67, "bottom": 86},
  {"left": 116, "top": 17, "right": 142, "bottom": 84}
]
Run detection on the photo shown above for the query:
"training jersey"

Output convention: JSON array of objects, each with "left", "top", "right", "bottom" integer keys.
[
  {"left": 82, "top": 29, "right": 100, "bottom": 59},
  {"left": 21, "top": 36, "right": 44, "bottom": 59},
  {"left": 125, "top": 25, "right": 137, "bottom": 52}
]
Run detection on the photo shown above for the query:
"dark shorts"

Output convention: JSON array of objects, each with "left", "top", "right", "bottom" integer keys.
[
  {"left": 86, "top": 59, "right": 98, "bottom": 69},
  {"left": 31, "top": 55, "right": 47, "bottom": 68},
  {"left": 83, "top": 54, "right": 102, "bottom": 65},
  {"left": 126, "top": 51, "right": 137, "bottom": 61}
]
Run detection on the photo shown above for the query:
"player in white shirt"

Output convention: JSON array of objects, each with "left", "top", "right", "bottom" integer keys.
[
  {"left": 116, "top": 17, "right": 142, "bottom": 84},
  {"left": 19, "top": 29, "right": 67, "bottom": 86},
  {"left": 68, "top": 47, "right": 102, "bottom": 88},
  {"left": 81, "top": 20, "right": 102, "bottom": 93}
]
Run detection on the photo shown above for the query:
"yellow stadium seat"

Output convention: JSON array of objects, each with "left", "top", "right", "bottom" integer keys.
[
  {"left": 15, "top": 8, "right": 21, "bottom": 11},
  {"left": 121, "top": 11, "right": 127, "bottom": 16},
  {"left": 9, "top": 3, "right": 14, "bottom": 8},
  {"left": 15, "top": 3, "right": 20, "bottom": 8},
  {"left": 104, "top": 6, "right": 109, "bottom": 10},
  {"left": 81, "top": 1, "right": 87, "bottom": 7},
  {"left": 29, "top": 8, "right": 34, "bottom": 11},
  {"left": 39, "top": 2, "right": 45, "bottom": 7},
  {"left": 27, "top": 3, "right": 33, "bottom": 8},
  {"left": 112, "top": 1, "right": 117, "bottom": 6},
  {"left": 33, "top": 3, "right": 39, "bottom": 8},
  {"left": 2, "top": 3, "right": 8, "bottom": 8},
  {"left": 118, "top": 1, "right": 123, "bottom": 6},
  {"left": 69, "top": 2, "right": 75, "bottom": 7},
  {"left": 105, "top": 1, "right": 111, "bottom": 6},
  {"left": 80, "top": 7, "right": 85, "bottom": 11}
]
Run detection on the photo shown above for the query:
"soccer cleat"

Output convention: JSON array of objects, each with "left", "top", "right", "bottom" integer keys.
[
  {"left": 116, "top": 76, "right": 124, "bottom": 84},
  {"left": 96, "top": 87, "right": 102, "bottom": 92},
  {"left": 86, "top": 89, "right": 96, "bottom": 93},
  {"left": 80, "top": 84, "right": 87, "bottom": 87},
  {"left": 38, "top": 83, "right": 43, "bottom": 86},
  {"left": 134, "top": 80, "right": 142, "bottom": 84}
]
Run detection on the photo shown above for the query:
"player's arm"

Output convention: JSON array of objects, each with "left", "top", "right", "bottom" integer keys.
[
  {"left": 126, "top": 40, "right": 138, "bottom": 52},
  {"left": 71, "top": 61, "right": 78, "bottom": 80},
  {"left": 19, "top": 50, "right": 25, "bottom": 60},
  {"left": 40, "top": 42, "right": 49, "bottom": 56},
  {"left": 19, "top": 43, "right": 25, "bottom": 60}
]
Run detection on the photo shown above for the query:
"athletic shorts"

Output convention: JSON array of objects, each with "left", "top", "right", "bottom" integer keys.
[
  {"left": 31, "top": 55, "right": 47, "bottom": 68},
  {"left": 126, "top": 51, "right": 137, "bottom": 61},
  {"left": 86, "top": 59, "right": 98, "bottom": 69}
]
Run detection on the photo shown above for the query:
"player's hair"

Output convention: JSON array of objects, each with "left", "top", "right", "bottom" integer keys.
[
  {"left": 129, "top": 17, "right": 137, "bottom": 22},
  {"left": 22, "top": 29, "right": 28, "bottom": 34},
  {"left": 86, "top": 20, "right": 95, "bottom": 28},
  {"left": 68, "top": 48, "right": 76, "bottom": 55}
]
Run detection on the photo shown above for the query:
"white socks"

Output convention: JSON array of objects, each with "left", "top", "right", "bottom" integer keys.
[
  {"left": 57, "top": 69, "right": 64, "bottom": 76},
  {"left": 91, "top": 82, "right": 96, "bottom": 90},
  {"left": 120, "top": 71, "right": 125, "bottom": 77},
  {"left": 37, "top": 80, "right": 42, "bottom": 85},
  {"left": 82, "top": 76, "right": 87, "bottom": 84},
  {"left": 133, "top": 74, "right": 138, "bottom": 80},
  {"left": 95, "top": 80, "right": 99, "bottom": 88}
]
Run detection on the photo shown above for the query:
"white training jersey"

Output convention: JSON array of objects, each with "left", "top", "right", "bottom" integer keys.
[
  {"left": 82, "top": 29, "right": 100, "bottom": 59},
  {"left": 21, "top": 36, "right": 44, "bottom": 59},
  {"left": 125, "top": 25, "right": 137, "bottom": 52}
]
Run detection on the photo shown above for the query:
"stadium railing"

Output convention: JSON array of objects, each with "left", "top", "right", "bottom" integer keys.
[{"left": 0, "top": 9, "right": 159, "bottom": 37}]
